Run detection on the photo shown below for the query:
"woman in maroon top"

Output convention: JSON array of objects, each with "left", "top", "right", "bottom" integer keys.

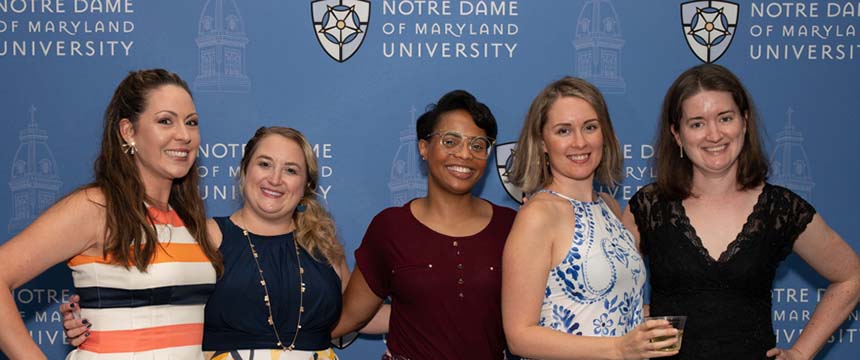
[{"left": 332, "top": 90, "right": 516, "bottom": 359}]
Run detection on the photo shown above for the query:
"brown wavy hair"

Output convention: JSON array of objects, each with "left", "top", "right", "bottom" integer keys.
[
  {"left": 655, "top": 64, "right": 768, "bottom": 200},
  {"left": 508, "top": 76, "right": 622, "bottom": 193},
  {"left": 238, "top": 127, "right": 345, "bottom": 265},
  {"left": 89, "top": 69, "right": 222, "bottom": 276}
]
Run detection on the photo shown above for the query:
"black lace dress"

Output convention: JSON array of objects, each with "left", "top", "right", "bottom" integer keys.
[{"left": 628, "top": 183, "right": 815, "bottom": 360}]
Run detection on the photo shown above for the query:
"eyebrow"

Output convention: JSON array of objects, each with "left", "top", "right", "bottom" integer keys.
[
  {"left": 254, "top": 154, "right": 303, "bottom": 168},
  {"left": 553, "top": 118, "right": 599, "bottom": 127},
  {"left": 685, "top": 110, "right": 735, "bottom": 121},
  {"left": 153, "top": 110, "right": 199, "bottom": 119},
  {"left": 439, "top": 130, "right": 488, "bottom": 138}
]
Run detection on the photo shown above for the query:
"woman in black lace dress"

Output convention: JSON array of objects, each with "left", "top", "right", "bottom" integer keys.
[{"left": 621, "top": 64, "right": 860, "bottom": 360}]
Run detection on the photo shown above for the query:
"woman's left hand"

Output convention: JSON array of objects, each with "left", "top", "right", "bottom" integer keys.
[
  {"left": 766, "top": 347, "right": 808, "bottom": 360},
  {"left": 60, "top": 294, "right": 90, "bottom": 347}
]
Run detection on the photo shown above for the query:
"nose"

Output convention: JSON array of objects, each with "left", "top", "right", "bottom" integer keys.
[
  {"left": 175, "top": 123, "right": 191, "bottom": 143},
  {"left": 453, "top": 141, "right": 474, "bottom": 160},
  {"left": 570, "top": 130, "right": 587, "bottom": 149},
  {"left": 268, "top": 169, "right": 283, "bottom": 185},
  {"left": 705, "top": 121, "right": 722, "bottom": 142}
]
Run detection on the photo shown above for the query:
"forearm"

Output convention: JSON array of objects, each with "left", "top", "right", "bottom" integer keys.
[
  {"left": 332, "top": 301, "right": 380, "bottom": 338},
  {"left": 791, "top": 279, "right": 860, "bottom": 358},
  {"left": 507, "top": 325, "right": 621, "bottom": 360},
  {"left": 358, "top": 303, "right": 390, "bottom": 335},
  {"left": 0, "top": 288, "right": 47, "bottom": 359}
]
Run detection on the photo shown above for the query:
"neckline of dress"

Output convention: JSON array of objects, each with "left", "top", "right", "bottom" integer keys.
[
  {"left": 676, "top": 183, "right": 770, "bottom": 264},
  {"left": 538, "top": 189, "right": 603, "bottom": 205},
  {"left": 405, "top": 198, "right": 495, "bottom": 239},
  {"left": 144, "top": 202, "right": 173, "bottom": 213},
  {"left": 226, "top": 216, "right": 295, "bottom": 240}
]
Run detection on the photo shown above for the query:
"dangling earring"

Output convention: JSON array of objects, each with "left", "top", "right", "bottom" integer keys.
[
  {"left": 296, "top": 202, "right": 307, "bottom": 213},
  {"left": 679, "top": 144, "right": 684, "bottom": 159},
  {"left": 122, "top": 141, "right": 137, "bottom": 155}
]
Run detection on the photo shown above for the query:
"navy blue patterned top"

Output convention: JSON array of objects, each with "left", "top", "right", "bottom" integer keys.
[{"left": 203, "top": 217, "right": 342, "bottom": 351}]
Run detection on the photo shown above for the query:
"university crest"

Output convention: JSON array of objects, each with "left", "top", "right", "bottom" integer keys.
[
  {"left": 495, "top": 142, "right": 524, "bottom": 204},
  {"left": 681, "top": 1, "right": 739, "bottom": 63},
  {"left": 312, "top": 0, "right": 371, "bottom": 62}
]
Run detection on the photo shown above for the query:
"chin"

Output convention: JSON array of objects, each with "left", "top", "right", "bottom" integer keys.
[
  {"left": 443, "top": 183, "right": 476, "bottom": 195},
  {"left": 169, "top": 170, "right": 193, "bottom": 180}
]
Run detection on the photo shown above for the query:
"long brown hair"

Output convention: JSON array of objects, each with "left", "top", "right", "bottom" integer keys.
[
  {"left": 90, "top": 69, "right": 222, "bottom": 275},
  {"left": 655, "top": 64, "right": 768, "bottom": 200},
  {"left": 508, "top": 76, "right": 622, "bottom": 193},
  {"left": 239, "top": 127, "right": 345, "bottom": 265}
]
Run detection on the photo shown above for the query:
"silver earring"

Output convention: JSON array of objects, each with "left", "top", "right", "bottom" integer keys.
[{"left": 679, "top": 145, "right": 684, "bottom": 159}]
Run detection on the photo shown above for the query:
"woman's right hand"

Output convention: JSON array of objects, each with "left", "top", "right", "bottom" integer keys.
[
  {"left": 60, "top": 294, "right": 90, "bottom": 346},
  {"left": 615, "top": 319, "right": 680, "bottom": 359}
]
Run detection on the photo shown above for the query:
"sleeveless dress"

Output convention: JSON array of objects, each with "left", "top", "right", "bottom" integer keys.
[
  {"left": 202, "top": 217, "right": 341, "bottom": 360},
  {"left": 66, "top": 207, "right": 216, "bottom": 360},
  {"left": 535, "top": 190, "right": 646, "bottom": 339},
  {"left": 629, "top": 183, "right": 816, "bottom": 359}
]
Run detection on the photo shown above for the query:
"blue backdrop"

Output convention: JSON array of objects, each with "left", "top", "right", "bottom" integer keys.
[{"left": 2, "top": 0, "right": 858, "bottom": 358}]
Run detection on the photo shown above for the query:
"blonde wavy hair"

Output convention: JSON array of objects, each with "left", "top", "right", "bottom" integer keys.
[
  {"left": 239, "top": 127, "right": 345, "bottom": 265},
  {"left": 508, "top": 76, "right": 622, "bottom": 194}
]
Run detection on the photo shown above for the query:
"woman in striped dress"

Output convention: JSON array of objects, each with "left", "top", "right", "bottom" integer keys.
[
  {"left": 64, "top": 126, "right": 388, "bottom": 359},
  {"left": 0, "top": 69, "right": 222, "bottom": 359}
]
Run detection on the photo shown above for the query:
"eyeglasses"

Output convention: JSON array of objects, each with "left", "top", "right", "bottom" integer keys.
[{"left": 426, "top": 131, "right": 495, "bottom": 159}]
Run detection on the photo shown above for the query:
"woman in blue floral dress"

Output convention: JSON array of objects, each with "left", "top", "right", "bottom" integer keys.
[{"left": 501, "top": 77, "right": 679, "bottom": 359}]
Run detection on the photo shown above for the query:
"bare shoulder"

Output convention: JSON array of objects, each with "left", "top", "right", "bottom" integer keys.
[
  {"left": 80, "top": 186, "right": 107, "bottom": 206},
  {"left": 511, "top": 192, "right": 569, "bottom": 238},
  {"left": 205, "top": 218, "right": 223, "bottom": 248},
  {"left": 52, "top": 187, "right": 107, "bottom": 220},
  {"left": 518, "top": 192, "right": 566, "bottom": 221},
  {"left": 2, "top": 187, "right": 107, "bottom": 268}
]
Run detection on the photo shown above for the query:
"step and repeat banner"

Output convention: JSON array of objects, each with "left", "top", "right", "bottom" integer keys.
[{"left": 2, "top": 0, "right": 859, "bottom": 358}]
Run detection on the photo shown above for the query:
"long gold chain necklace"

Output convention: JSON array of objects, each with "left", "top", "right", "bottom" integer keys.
[{"left": 239, "top": 219, "right": 305, "bottom": 351}]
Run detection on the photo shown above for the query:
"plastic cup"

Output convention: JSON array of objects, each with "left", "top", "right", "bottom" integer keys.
[{"left": 644, "top": 315, "right": 687, "bottom": 352}]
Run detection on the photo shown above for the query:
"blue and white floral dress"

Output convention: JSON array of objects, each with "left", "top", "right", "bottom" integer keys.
[{"left": 536, "top": 190, "right": 645, "bottom": 338}]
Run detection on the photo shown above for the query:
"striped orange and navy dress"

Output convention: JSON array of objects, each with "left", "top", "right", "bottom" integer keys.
[{"left": 66, "top": 207, "right": 215, "bottom": 360}]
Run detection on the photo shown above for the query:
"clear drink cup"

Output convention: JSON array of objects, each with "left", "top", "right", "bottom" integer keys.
[{"left": 644, "top": 315, "right": 686, "bottom": 352}]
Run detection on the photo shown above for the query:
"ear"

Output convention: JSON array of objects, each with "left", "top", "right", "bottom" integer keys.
[
  {"left": 670, "top": 125, "right": 682, "bottom": 147},
  {"left": 418, "top": 139, "right": 429, "bottom": 160},
  {"left": 119, "top": 118, "right": 135, "bottom": 143}
]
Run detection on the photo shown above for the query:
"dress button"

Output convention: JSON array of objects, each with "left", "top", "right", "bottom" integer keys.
[
  {"left": 453, "top": 241, "right": 458, "bottom": 247},
  {"left": 457, "top": 263, "right": 463, "bottom": 270},
  {"left": 457, "top": 278, "right": 464, "bottom": 285},
  {"left": 458, "top": 292, "right": 464, "bottom": 298}
]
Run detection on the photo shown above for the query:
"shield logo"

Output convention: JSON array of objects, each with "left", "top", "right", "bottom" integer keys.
[
  {"left": 680, "top": 1, "right": 739, "bottom": 63},
  {"left": 311, "top": 0, "right": 371, "bottom": 62},
  {"left": 495, "top": 142, "right": 525, "bottom": 204}
]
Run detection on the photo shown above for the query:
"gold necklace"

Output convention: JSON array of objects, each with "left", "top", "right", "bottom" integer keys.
[{"left": 239, "top": 222, "right": 305, "bottom": 351}]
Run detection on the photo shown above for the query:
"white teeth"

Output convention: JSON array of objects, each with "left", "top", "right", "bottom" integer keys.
[
  {"left": 704, "top": 145, "right": 727, "bottom": 152},
  {"left": 165, "top": 150, "right": 189, "bottom": 157},
  {"left": 568, "top": 154, "right": 589, "bottom": 161},
  {"left": 447, "top": 166, "right": 473, "bottom": 174},
  {"left": 261, "top": 189, "right": 283, "bottom": 197}
]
